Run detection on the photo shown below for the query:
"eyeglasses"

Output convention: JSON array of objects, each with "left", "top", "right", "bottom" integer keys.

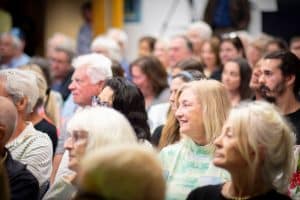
[{"left": 91, "top": 96, "right": 110, "bottom": 107}]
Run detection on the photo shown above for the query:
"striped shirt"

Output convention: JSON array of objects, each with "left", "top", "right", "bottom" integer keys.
[{"left": 6, "top": 122, "right": 53, "bottom": 186}]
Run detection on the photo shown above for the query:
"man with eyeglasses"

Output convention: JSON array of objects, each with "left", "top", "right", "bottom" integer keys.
[{"left": 49, "top": 46, "right": 75, "bottom": 101}]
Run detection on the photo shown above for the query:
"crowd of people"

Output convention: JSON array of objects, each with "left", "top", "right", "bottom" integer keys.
[{"left": 1, "top": 1, "right": 300, "bottom": 200}]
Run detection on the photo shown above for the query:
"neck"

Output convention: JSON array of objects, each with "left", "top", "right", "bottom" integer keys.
[
  {"left": 224, "top": 171, "right": 269, "bottom": 198},
  {"left": 8, "top": 116, "right": 27, "bottom": 142},
  {"left": 276, "top": 91, "right": 300, "bottom": 115},
  {"left": 27, "top": 111, "right": 43, "bottom": 125},
  {"left": 228, "top": 91, "right": 241, "bottom": 106}
]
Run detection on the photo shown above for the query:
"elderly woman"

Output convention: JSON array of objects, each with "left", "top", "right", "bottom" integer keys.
[
  {"left": 74, "top": 145, "right": 165, "bottom": 200},
  {"left": 159, "top": 80, "right": 231, "bottom": 200},
  {"left": 44, "top": 107, "right": 137, "bottom": 199},
  {"left": 187, "top": 101, "right": 294, "bottom": 199}
]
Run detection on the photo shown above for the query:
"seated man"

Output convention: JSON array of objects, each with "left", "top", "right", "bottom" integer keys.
[
  {"left": 0, "top": 96, "right": 39, "bottom": 200},
  {"left": 0, "top": 69, "right": 53, "bottom": 187}
]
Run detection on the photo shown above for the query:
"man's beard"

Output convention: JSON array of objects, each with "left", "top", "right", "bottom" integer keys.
[{"left": 259, "top": 80, "right": 286, "bottom": 103}]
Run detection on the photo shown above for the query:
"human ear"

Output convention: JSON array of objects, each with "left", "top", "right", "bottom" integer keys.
[
  {"left": 14, "top": 97, "right": 28, "bottom": 113},
  {"left": 285, "top": 74, "right": 295, "bottom": 87}
]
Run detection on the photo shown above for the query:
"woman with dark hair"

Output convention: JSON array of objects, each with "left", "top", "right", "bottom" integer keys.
[
  {"left": 211, "top": 33, "right": 245, "bottom": 80},
  {"left": 97, "top": 77, "right": 151, "bottom": 141},
  {"left": 130, "top": 56, "right": 169, "bottom": 110},
  {"left": 138, "top": 36, "right": 157, "bottom": 57},
  {"left": 171, "top": 58, "right": 204, "bottom": 76},
  {"left": 221, "top": 57, "right": 252, "bottom": 106}
]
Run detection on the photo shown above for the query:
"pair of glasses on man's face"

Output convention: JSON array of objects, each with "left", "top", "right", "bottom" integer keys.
[{"left": 91, "top": 96, "right": 110, "bottom": 107}]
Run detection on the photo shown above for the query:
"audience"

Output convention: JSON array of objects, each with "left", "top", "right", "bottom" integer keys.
[
  {"left": 44, "top": 106, "right": 137, "bottom": 199},
  {"left": 187, "top": 101, "right": 294, "bottom": 200}
]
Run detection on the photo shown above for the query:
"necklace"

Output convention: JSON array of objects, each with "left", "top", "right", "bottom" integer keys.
[{"left": 222, "top": 182, "right": 252, "bottom": 200}]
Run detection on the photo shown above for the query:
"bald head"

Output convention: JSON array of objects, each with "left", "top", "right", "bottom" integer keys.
[{"left": 0, "top": 96, "right": 17, "bottom": 145}]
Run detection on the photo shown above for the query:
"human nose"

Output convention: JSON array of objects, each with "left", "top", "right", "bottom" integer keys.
[
  {"left": 64, "top": 136, "right": 74, "bottom": 151},
  {"left": 258, "top": 73, "right": 265, "bottom": 84},
  {"left": 68, "top": 81, "right": 75, "bottom": 90},
  {"left": 175, "top": 105, "right": 183, "bottom": 119},
  {"left": 213, "top": 134, "right": 223, "bottom": 149}
]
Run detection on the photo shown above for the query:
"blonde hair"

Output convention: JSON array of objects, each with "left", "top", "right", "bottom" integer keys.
[
  {"left": 77, "top": 145, "right": 165, "bottom": 200},
  {"left": 176, "top": 80, "right": 231, "bottom": 143},
  {"left": 228, "top": 101, "right": 295, "bottom": 192},
  {"left": 67, "top": 106, "right": 137, "bottom": 153}
]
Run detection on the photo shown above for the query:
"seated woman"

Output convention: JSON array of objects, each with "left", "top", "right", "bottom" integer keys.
[
  {"left": 97, "top": 77, "right": 151, "bottom": 142},
  {"left": 221, "top": 57, "right": 252, "bottom": 106},
  {"left": 159, "top": 80, "right": 231, "bottom": 200},
  {"left": 74, "top": 145, "right": 165, "bottom": 200},
  {"left": 187, "top": 101, "right": 294, "bottom": 200},
  {"left": 130, "top": 56, "right": 169, "bottom": 110},
  {"left": 43, "top": 107, "right": 137, "bottom": 199}
]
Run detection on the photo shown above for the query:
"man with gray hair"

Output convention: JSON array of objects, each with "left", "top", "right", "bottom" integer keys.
[
  {"left": 0, "top": 69, "right": 53, "bottom": 187},
  {"left": 52, "top": 53, "right": 112, "bottom": 183},
  {"left": 186, "top": 21, "right": 212, "bottom": 58},
  {"left": 0, "top": 32, "right": 20, "bottom": 69},
  {"left": 49, "top": 46, "right": 75, "bottom": 101}
]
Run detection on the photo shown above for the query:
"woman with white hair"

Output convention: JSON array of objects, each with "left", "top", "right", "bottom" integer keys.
[
  {"left": 187, "top": 101, "right": 294, "bottom": 199},
  {"left": 44, "top": 106, "right": 137, "bottom": 199},
  {"left": 75, "top": 145, "right": 165, "bottom": 200}
]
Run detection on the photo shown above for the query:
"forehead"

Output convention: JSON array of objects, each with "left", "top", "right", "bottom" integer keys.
[
  {"left": 171, "top": 37, "right": 187, "bottom": 48},
  {"left": 221, "top": 41, "right": 235, "bottom": 49},
  {"left": 224, "top": 61, "right": 239, "bottom": 71},
  {"left": 73, "top": 67, "right": 89, "bottom": 79},
  {"left": 261, "top": 58, "right": 281, "bottom": 72},
  {"left": 179, "top": 87, "right": 197, "bottom": 101},
  {"left": 100, "top": 86, "right": 114, "bottom": 98}
]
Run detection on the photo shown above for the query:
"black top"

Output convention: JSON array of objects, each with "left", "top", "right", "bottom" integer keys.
[
  {"left": 4, "top": 149, "right": 39, "bottom": 200},
  {"left": 187, "top": 184, "right": 291, "bottom": 200},
  {"left": 34, "top": 118, "right": 58, "bottom": 154},
  {"left": 151, "top": 125, "right": 163, "bottom": 146},
  {"left": 58, "top": 69, "right": 74, "bottom": 101},
  {"left": 286, "top": 108, "right": 300, "bottom": 145}
]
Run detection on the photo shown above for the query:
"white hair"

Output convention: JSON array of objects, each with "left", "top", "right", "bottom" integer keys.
[
  {"left": 187, "top": 21, "right": 212, "bottom": 41},
  {"left": 0, "top": 69, "right": 39, "bottom": 114},
  {"left": 107, "top": 28, "right": 128, "bottom": 48},
  {"left": 72, "top": 53, "right": 113, "bottom": 83},
  {"left": 67, "top": 106, "right": 137, "bottom": 153},
  {"left": 0, "top": 32, "right": 21, "bottom": 49},
  {"left": 91, "top": 35, "right": 122, "bottom": 62}
]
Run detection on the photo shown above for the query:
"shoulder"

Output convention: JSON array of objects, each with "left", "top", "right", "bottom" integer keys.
[
  {"left": 187, "top": 184, "right": 223, "bottom": 200},
  {"left": 263, "top": 190, "right": 291, "bottom": 200}
]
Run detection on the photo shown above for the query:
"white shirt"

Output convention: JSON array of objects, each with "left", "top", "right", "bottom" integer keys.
[{"left": 6, "top": 122, "right": 53, "bottom": 186}]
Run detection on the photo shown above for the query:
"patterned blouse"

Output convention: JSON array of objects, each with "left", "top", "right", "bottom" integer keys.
[{"left": 159, "top": 138, "right": 229, "bottom": 200}]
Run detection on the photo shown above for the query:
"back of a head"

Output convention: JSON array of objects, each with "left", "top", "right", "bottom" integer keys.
[
  {"left": 104, "top": 77, "right": 150, "bottom": 140},
  {"left": 0, "top": 69, "right": 39, "bottom": 114},
  {"left": 77, "top": 145, "right": 165, "bottom": 200},
  {"left": 173, "top": 58, "right": 204, "bottom": 73},
  {"left": 66, "top": 106, "right": 137, "bottom": 153},
  {"left": 19, "top": 64, "right": 48, "bottom": 109},
  {"left": 0, "top": 96, "right": 17, "bottom": 144},
  {"left": 227, "top": 101, "right": 295, "bottom": 192},
  {"left": 72, "top": 53, "right": 113, "bottom": 83}
]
